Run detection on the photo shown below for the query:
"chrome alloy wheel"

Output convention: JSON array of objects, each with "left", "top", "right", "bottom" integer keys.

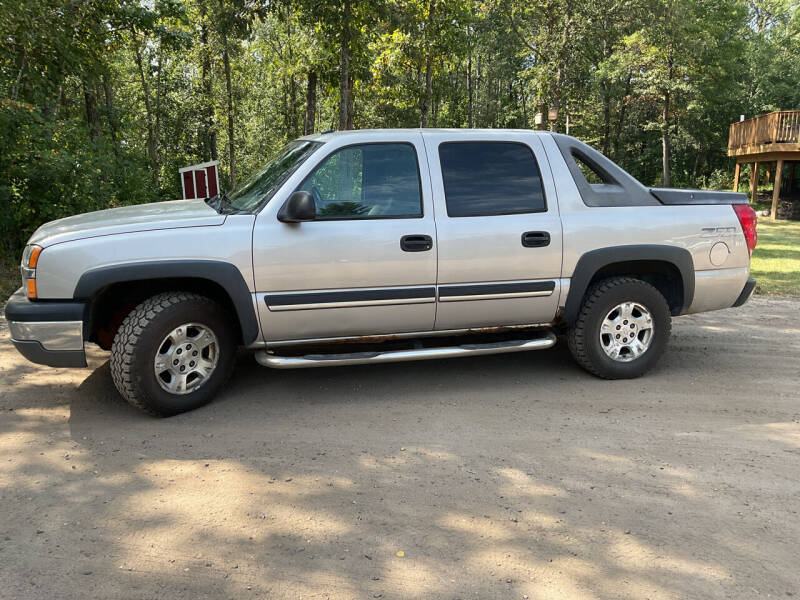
[
  {"left": 154, "top": 323, "right": 219, "bottom": 394},
  {"left": 599, "top": 302, "right": 654, "bottom": 362}
]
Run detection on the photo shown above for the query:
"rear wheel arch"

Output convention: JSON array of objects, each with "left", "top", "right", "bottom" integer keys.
[
  {"left": 75, "top": 261, "right": 258, "bottom": 348},
  {"left": 563, "top": 245, "right": 694, "bottom": 325}
]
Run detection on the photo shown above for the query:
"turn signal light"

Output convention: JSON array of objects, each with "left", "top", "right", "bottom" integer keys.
[
  {"left": 28, "top": 245, "right": 42, "bottom": 268},
  {"left": 21, "top": 245, "right": 43, "bottom": 299}
]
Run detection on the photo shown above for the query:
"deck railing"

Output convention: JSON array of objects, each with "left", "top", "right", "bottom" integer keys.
[{"left": 729, "top": 110, "right": 800, "bottom": 154}]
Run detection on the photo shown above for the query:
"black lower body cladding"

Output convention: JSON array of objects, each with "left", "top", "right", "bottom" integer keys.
[
  {"left": 732, "top": 277, "right": 756, "bottom": 307},
  {"left": 10, "top": 339, "right": 86, "bottom": 367},
  {"left": 5, "top": 287, "right": 86, "bottom": 322}
]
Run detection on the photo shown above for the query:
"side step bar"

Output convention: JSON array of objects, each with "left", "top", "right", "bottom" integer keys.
[{"left": 254, "top": 332, "right": 557, "bottom": 369}]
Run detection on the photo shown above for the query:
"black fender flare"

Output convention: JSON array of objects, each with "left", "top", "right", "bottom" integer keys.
[
  {"left": 563, "top": 245, "right": 695, "bottom": 325},
  {"left": 73, "top": 260, "right": 259, "bottom": 345}
]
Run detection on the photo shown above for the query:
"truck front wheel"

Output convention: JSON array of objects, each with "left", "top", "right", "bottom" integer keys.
[
  {"left": 110, "top": 292, "right": 236, "bottom": 416},
  {"left": 567, "top": 277, "right": 671, "bottom": 379}
]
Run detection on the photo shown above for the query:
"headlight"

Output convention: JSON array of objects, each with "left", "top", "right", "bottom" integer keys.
[{"left": 20, "top": 245, "right": 42, "bottom": 299}]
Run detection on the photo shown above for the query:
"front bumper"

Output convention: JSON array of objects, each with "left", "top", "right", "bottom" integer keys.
[
  {"left": 5, "top": 288, "right": 87, "bottom": 367},
  {"left": 732, "top": 277, "right": 756, "bottom": 308}
]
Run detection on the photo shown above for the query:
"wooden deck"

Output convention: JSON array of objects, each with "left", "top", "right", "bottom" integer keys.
[
  {"left": 729, "top": 111, "right": 800, "bottom": 219},
  {"left": 728, "top": 111, "right": 800, "bottom": 158}
]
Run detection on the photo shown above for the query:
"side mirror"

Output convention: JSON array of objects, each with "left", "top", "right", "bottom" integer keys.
[{"left": 278, "top": 191, "right": 316, "bottom": 223}]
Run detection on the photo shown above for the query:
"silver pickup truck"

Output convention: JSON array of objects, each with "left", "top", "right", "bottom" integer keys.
[{"left": 5, "top": 129, "right": 758, "bottom": 416}]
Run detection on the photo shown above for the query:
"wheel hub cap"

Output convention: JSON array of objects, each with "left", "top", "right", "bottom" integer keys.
[
  {"left": 599, "top": 302, "right": 654, "bottom": 362},
  {"left": 154, "top": 323, "right": 219, "bottom": 394}
]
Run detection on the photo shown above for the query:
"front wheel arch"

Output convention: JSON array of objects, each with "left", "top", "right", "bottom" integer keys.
[{"left": 76, "top": 260, "right": 258, "bottom": 348}]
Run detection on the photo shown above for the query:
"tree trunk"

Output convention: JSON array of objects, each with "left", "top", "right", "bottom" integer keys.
[
  {"left": 200, "top": 12, "right": 217, "bottom": 160},
  {"left": 12, "top": 50, "right": 26, "bottom": 101},
  {"left": 419, "top": 0, "right": 435, "bottom": 127},
  {"left": 612, "top": 70, "right": 632, "bottom": 159},
  {"left": 347, "top": 75, "right": 354, "bottom": 130},
  {"left": 338, "top": 0, "right": 351, "bottom": 130},
  {"left": 661, "top": 89, "right": 671, "bottom": 187},
  {"left": 421, "top": 54, "right": 433, "bottom": 127},
  {"left": 549, "top": 14, "right": 571, "bottom": 133},
  {"left": 222, "top": 35, "right": 235, "bottom": 189},
  {"left": 282, "top": 75, "right": 289, "bottom": 136},
  {"left": 304, "top": 70, "right": 317, "bottom": 135},
  {"left": 134, "top": 40, "right": 159, "bottom": 189},
  {"left": 82, "top": 79, "right": 101, "bottom": 142},
  {"left": 155, "top": 42, "right": 163, "bottom": 169},
  {"left": 601, "top": 79, "right": 611, "bottom": 155},
  {"left": 691, "top": 149, "right": 701, "bottom": 187},
  {"left": 289, "top": 76, "right": 298, "bottom": 137},
  {"left": 285, "top": 15, "right": 298, "bottom": 138},
  {"left": 102, "top": 73, "right": 120, "bottom": 160},
  {"left": 467, "top": 46, "right": 474, "bottom": 128},
  {"left": 475, "top": 54, "right": 482, "bottom": 126},
  {"left": 338, "top": 45, "right": 351, "bottom": 130}
]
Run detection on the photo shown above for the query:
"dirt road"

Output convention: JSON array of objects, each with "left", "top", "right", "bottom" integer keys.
[{"left": 1, "top": 296, "right": 799, "bottom": 599}]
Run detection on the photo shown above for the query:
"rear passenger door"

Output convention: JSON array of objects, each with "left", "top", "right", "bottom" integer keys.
[{"left": 422, "top": 132, "right": 563, "bottom": 330}]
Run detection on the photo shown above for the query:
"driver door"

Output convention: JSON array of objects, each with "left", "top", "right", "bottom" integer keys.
[{"left": 252, "top": 132, "right": 437, "bottom": 342}]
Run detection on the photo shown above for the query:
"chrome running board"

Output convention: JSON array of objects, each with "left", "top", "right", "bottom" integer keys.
[{"left": 254, "top": 332, "right": 556, "bottom": 369}]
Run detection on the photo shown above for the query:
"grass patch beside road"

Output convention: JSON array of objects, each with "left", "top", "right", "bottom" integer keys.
[{"left": 751, "top": 219, "right": 800, "bottom": 296}]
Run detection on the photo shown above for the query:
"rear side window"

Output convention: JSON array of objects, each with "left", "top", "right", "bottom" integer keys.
[
  {"left": 438, "top": 142, "right": 546, "bottom": 217},
  {"left": 573, "top": 152, "right": 608, "bottom": 185}
]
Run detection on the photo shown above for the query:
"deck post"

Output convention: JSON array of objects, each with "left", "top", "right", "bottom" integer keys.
[
  {"left": 750, "top": 162, "right": 760, "bottom": 204},
  {"left": 733, "top": 162, "right": 740, "bottom": 192},
  {"left": 770, "top": 159, "right": 784, "bottom": 219}
]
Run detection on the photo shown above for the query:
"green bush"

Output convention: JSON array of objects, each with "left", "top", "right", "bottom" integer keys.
[{"left": 0, "top": 101, "right": 158, "bottom": 263}]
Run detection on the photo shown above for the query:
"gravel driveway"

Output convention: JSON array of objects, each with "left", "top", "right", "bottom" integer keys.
[{"left": 1, "top": 296, "right": 799, "bottom": 599}]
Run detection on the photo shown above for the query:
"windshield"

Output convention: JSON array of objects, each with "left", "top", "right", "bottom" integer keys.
[{"left": 224, "top": 140, "right": 321, "bottom": 212}]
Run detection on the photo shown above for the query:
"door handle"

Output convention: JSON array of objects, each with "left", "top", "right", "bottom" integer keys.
[
  {"left": 521, "top": 231, "right": 551, "bottom": 248},
  {"left": 400, "top": 234, "right": 433, "bottom": 252}
]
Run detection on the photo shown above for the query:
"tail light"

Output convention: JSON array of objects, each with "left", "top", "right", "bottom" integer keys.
[{"left": 732, "top": 204, "right": 757, "bottom": 256}]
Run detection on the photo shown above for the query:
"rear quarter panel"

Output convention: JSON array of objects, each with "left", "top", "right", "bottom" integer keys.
[{"left": 540, "top": 134, "right": 750, "bottom": 314}]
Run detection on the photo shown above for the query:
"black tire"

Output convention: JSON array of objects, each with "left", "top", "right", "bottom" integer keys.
[
  {"left": 110, "top": 292, "right": 236, "bottom": 416},
  {"left": 567, "top": 277, "right": 671, "bottom": 379}
]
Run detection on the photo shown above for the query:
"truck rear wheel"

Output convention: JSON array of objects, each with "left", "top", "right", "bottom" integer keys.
[
  {"left": 110, "top": 292, "right": 236, "bottom": 416},
  {"left": 567, "top": 277, "right": 671, "bottom": 379}
]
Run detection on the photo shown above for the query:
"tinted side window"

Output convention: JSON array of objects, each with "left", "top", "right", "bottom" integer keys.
[
  {"left": 296, "top": 143, "right": 422, "bottom": 219},
  {"left": 438, "top": 142, "right": 546, "bottom": 217}
]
